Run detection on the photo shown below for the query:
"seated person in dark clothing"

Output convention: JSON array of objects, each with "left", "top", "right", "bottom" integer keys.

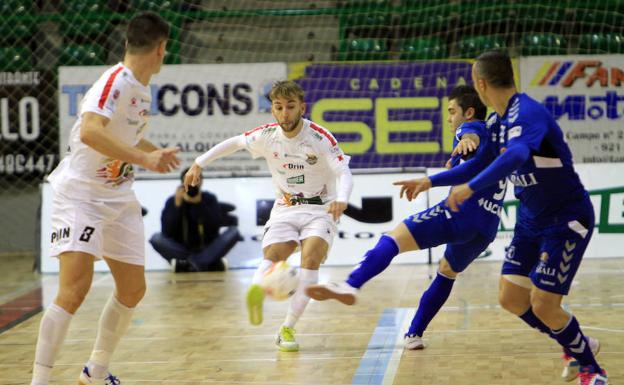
[{"left": 149, "top": 167, "right": 241, "bottom": 272}]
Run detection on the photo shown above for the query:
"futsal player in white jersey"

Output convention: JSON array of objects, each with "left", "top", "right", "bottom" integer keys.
[
  {"left": 31, "top": 12, "right": 180, "bottom": 385},
  {"left": 185, "top": 80, "right": 353, "bottom": 352}
]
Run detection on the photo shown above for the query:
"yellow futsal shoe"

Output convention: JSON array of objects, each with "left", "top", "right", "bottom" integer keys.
[
  {"left": 246, "top": 284, "right": 265, "bottom": 325},
  {"left": 276, "top": 325, "right": 299, "bottom": 352}
]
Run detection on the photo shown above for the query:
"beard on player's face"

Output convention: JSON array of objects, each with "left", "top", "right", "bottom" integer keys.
[{"left": 279, "top": 114, "right": 302, "bottom": 132}]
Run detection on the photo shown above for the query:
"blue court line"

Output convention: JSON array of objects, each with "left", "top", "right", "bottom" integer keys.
[{"left": 351, "top": 308, "right": 409, "bottom": 385}]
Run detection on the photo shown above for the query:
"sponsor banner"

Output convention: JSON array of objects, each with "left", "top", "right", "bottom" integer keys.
[
  {"left": 58, "top": 63, "right": 287, "bottom": 175},
  {"left": 520, "top": 55, "right": 624, "bottom": 162},
  {"left": 40, "top": 172, "right": 429, "bottom": 273},
  {"left": 295, "top": 61, "right": 474, "bottom": 168},
  {"left": 0, "top": 70, "right": 58, "bottom": 180},
  {"left": 429, "top": 163, "right": 624, "bottom": 263}
]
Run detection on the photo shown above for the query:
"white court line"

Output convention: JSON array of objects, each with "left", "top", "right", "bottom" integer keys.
[{"left": 382, "top": 309, "right": 411, "bottom": 385}]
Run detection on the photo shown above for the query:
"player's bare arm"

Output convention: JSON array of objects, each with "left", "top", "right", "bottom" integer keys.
[
  {"left": 393, "top": 177, "right": 432, "bottom": 202},
  {"left": 81, "top": 112, "right": 180, "bottom": 173},
  {"left": 135, "top": 138, "right": 159, "bottom": 152}
]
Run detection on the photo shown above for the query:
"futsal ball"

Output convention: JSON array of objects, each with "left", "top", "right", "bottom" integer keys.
[{"left": 261, "top": 261, "right": 299, "bottom": 301}]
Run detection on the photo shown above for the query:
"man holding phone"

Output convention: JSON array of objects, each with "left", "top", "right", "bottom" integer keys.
[{"left": 149, "top": 167, "right": 241, "bottom": 271}]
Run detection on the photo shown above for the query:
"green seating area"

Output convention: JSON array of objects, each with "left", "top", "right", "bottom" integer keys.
[
  {"left": 0, "top": 46, "right": 32, "bottom": 71},
  {"left": 0, "top": 0, "right": 622, "bottom": 68},
  {"left": 60, "top": 44, "right": 106, "bottom": 66}
]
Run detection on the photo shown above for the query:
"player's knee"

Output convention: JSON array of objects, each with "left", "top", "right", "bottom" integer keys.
[
  {"left": 56, "top": 286, "right": 90, "bottom": 313},
  {"left": 438, "top": 258, "right": 458, "bottom": 278},
  {"left": 498, "top": 291, "right": 527, "bottom": 315},
  {"left": 116, "top": 282, "right": 146, "bottom": 307}
]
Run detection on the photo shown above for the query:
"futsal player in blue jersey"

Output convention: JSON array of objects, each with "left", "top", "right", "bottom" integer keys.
[
  {"left": 306, "top": 85, "right": 507, "bottom": 350},
  {"left": 444, "top": 51, "right": 607, "bottom": 385}
]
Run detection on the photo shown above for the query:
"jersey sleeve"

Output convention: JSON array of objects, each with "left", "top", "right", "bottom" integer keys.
[
  {"left": 243, "top": 124, "right": 271, "bottom": 159},
  {"left": 313, "top": 125, "right": 353, "bottom": 202},
  {"left": 456, "top": 121, "right": 483, "bottom": 138},
  {"left": 80, "top": 66, "right": 125, "bottom": 120},
  {"left": 506, "top": 108, "right": 549, "bottom": 152}
]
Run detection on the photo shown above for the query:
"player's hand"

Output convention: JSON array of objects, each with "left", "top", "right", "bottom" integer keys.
[
  {"left": 327, "top": 201, "right": 347, "bottom": 221},
  {"left": 393, "top": 177, "right": 432, "bottom": 202},
  {"left": 142, "top": 147, "right": 180, "bottom": 173},
  {"left": 183, "top": 163, "right": 202, "bottom": 192},
  {"left": 446, "top": 183, "right": 473, "bottom": 212},
  {"left": 444, "top": 158, "right": 452, "bottom": 169},
  {"left": 451, "top": 136, "right": 478, "bottom": 157}
]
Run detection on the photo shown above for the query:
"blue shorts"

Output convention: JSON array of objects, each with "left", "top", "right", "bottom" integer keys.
[
  {"left": 501, "top": 198, "right": 595, "bottom": 295},
  {"left": 403, "top": 202, "right": 495, "bottom": 273}
]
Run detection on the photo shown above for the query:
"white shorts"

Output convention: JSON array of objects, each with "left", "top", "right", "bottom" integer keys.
[
  {"left": 261, "top": 205, "right": 336, "bottom": 250},
  {"left": 49, "top": 191, "right": 144, "bottom": 266}
]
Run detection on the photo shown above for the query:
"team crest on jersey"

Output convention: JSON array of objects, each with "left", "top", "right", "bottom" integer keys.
[
  {"left": 130, "top": 97, "right": 137, "bottom": 107},
  {"left": 113, "top": 89, "right": 120, "bottom": 100},
  {"left": 273, "top": 151, "right": 279, "bottom": 158},
  {"left": 97, "top": 159, "right": 135, "bottom": 187},
  {"left": 305, "top": 154, "right": 318, "bottom": 165},
  {"left": 540, "top": 252, "right": 549, "bottom": 262}
]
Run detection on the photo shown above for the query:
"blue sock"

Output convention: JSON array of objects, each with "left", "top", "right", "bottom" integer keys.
[
  {"left": 519, "top": 307, "right": 572, "bottom": 356},
  {"left": 406, "top": 272, "right": 455, "bottom": 337},
  {"left": 346, "top": 235, "right": 399, "bottom": 289},
  {"left": 552, "top": 316, "right": 601, "bottom": 372}
]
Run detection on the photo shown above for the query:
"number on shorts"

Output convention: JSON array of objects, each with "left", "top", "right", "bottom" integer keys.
[{"left": 79, "top": 226, "right": 95, "bottom": 242}]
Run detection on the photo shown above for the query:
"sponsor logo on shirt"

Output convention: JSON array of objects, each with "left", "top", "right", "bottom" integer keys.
[
  {"left": 509, "top": 172, "right": 538, "bottom": 187},
  {"left": 286, "top": 175, "right": 305, "bottom": 184},
  {"left": 283, "top": 163, "right": 304, "bottom": 170},
  {"left": 508, "top": 125, "right": 522, "bottom": 140}
]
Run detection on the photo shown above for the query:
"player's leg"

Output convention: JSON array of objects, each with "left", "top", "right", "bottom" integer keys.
[
  {"left": 307, "top": 202, "right": 454, "bottom": 304},
  {"left": 78, "top": 199, "right": 145, "bottom": 385},
  {"left": 405, "top": 233, "right": 490, "bottom": 350},
  {"left": 276, "top": 236, "right": 328, "bottom": 352},
  {"left": 79, "top": 258, "right": 145, "bottom": 385},
  {"left": 31, "top": 252, "right": 95, "bottom": 385},
  {"left": 247, "top": 240, "right": 298, "bottom": 326},
  {"left": 529, "top": 206, "right": 605, "bottom": 383},
  {"left": 305, "top": 221, "right": 414, "bottom": 304},
  {"left": 32, "top": 193, "right": 106, "bottom": 385},
  {"left": 497, "top": 222, "right": 555, "bottom": 336}
]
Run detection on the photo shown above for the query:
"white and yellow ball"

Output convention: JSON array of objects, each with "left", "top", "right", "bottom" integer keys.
[{"left": 261, "top": 261, "right": 299, "bottom": 301}]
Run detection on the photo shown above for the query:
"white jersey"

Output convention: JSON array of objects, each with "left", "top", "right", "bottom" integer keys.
[
  {"left": 244, "top": 119, "right": 351, "bottom": 208},
  {"left": 48, "top": 63, "right": 151, "bottom": 202}
]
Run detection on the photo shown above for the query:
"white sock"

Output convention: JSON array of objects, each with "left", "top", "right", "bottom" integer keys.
[
  {"left": 252, "top": 259, "right": 274, "bottom": 285},
  {"left": 283, "top": 268, "right": 319, "bottom": 328},
  {"left": 86, "top": 295, "right": 134, "bottom": 379},
  {"left": 31, "top": 303, "right": 73, "bottom": 385}
]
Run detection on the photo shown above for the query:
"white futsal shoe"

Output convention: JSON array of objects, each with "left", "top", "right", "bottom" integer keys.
[{"left": 305, "top": 281, "right": 358, "bottom": 305}]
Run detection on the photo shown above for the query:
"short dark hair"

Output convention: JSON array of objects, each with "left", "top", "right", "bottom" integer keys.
[
  {"left": 475, "top": 50, "right": 515, "bottom": 88},
  {"left": 449, "top": 85, "right": 487, "bottom": 120},
  {"left": 126, "top": 12, "right": 169, "bottom": 54},
  {"left": 269, "top": 80, "right": 304, "bottom": 102}
]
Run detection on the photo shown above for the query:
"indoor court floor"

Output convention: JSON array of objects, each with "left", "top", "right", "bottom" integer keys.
[{"left": 0, "top": 255, "right": 622, "bottom": 385}]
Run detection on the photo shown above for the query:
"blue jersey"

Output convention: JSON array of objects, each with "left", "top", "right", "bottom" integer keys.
[
  {"left": 497, "top": 93, "right": 587, "bottom": 222},
  {"left": 448, "top": 120, "right": 505, "bottom": 237}
]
